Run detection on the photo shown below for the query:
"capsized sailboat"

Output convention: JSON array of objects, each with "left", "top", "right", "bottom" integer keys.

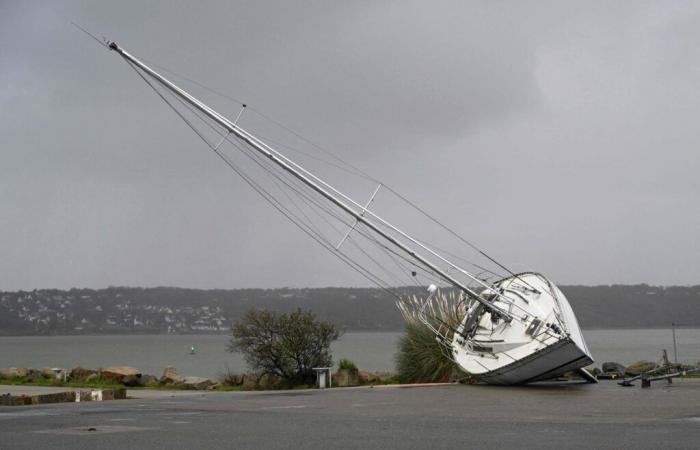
[{"left": 100, "top": 39, "right": 594, "bottom": 385}]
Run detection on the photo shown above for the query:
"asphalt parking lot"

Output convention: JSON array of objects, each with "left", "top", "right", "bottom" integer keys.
[{"left": 1, "top": 379, "right": 699, "bottom": 449}]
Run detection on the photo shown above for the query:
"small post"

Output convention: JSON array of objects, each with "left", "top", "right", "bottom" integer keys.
[
  {"left": 672, "top": 322, "right": 678, "bottom": 365},
  {"left": 312, "top": 367, "right": 331, "bottom": 389}
]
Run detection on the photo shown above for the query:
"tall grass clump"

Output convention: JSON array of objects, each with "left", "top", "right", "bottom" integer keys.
[
  {"left": 337, "top": 359, "right": 357, "bottom": 370},
  {"left": 395, "top": 290, "right": 467, "bottom": 383}
]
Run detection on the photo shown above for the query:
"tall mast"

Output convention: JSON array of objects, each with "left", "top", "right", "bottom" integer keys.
[{"left": 107, "top": 41, "right": 513, "bottom": 320}]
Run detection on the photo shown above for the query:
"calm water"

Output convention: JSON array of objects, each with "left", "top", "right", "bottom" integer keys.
[{"left": 1, "top": 329, "right": 698, "bottom": 379}]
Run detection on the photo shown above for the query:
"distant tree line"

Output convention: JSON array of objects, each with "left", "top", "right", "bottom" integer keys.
[{"left": 0, "top": 284, "right": 698, "bottom": 335}]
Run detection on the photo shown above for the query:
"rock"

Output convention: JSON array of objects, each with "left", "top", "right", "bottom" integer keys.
[
  {"left": 182, "top": 376, "right": 215, "bottom": 390},
  {"left": 85, "top": 373, "right": 99, "bottom": 383},
  {"left": 121, "top": 374, "right": 144, "bottom": 387},
  {"left": 70, "top": 367, "right": 97, "bottom": 381},
  {"left": 559, "top": 371, "right": 577, "bottom": 380},
  {"left": 100, "top": 366, "right": 141, "bottom": 384},
  {"left": 123, "top": 373, "right": 156, "bottom": 387},
  {"left": 141, "top": 374, "right": 158, "bottom": 386},
  {"left": 0, "top": 367, "right": 29, "bottom": 379},
  {"left": 375, "top": 371, "right": 395, "bottom": 383},
  {"left": 334, "top": 368, "right": 360, "bottom": 387},
  {"left": 160, "top": 366, "right": 183, "bottom": 385},
  {"left": 626, "top": 360, "right": 657, "bottom": 376},
  {"left": 358, "top": 370, "right": 380, "bottom": 384},
  {"left": 602, "top": 362, "right": 627, "bottom": 375},
  {"left": 257, "top": 374, "right": 281, "bottom": 389},
  {"left": 241, "top": 373, "right": 256, "bottom": 389},
  {"left": 40, "top": 368, "right": 58, "bottom": 379}
]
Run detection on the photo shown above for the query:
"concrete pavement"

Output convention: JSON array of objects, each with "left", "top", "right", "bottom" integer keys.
[{"left": 1, "top": 379, "right": 699, "bottom": 449}]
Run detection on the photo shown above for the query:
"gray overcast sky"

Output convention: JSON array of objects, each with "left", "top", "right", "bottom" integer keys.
[{"left": 1, "top": 0, "right": 699, "bottom": 290}]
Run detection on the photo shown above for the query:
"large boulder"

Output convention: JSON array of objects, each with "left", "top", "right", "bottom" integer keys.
[
  {"left": 0, "top": 367, "right": 29, "bottom": 379},
  {"left": 182, "top": 376, "right": 215, "bottom": 390},
  {"left": 257, "top": 374, "right": 281, "bottom": 389},
  {"left": 85, "top": 373, "right": 99, "bottom": 383},
  {"left": 626, "top": 360, "right": 657, "bottom": 376},
  {"left": 601, "top": 362, "right": 627, "bottom": 375},
  {"left": 40, "top": 368, "right": 59, "bottom": 380},
  {"left": 374, "top": 371, "right": 396, "bottom": 383},
  {"left": 141, "top": 374, "right": 158, "bottom": 386},
  {"left": 160, "top": 366, "right": 183, "bottom": 385},
  {"left": 100, "top": 366, "right": 141, "bottom": 384},
  {"left": 601, "top": 362, "right": 627, "bottom": 376},
  {"left": 121, "top": 374, "right": 145, "bottom": 387},
  {"left": 334, "top": 368, "right": 360, "bottom": 387},
  {"left": 241, "top": 373, "right": 256, "bottom": 389},
  {"left": 70, "top": 367, "right": 97, "bottom": 381},
  {"left": 358, "top": 370, "right": 380, "bottom": 384}
]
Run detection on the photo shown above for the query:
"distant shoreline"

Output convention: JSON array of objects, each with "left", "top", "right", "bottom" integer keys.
[{"left": 3, "top": 285, "right": 699, "bottom": 334}]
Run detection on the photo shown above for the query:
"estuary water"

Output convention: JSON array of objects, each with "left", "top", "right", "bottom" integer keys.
[{"left": 1, "top": 329, "right": 698, "bottom": 379}]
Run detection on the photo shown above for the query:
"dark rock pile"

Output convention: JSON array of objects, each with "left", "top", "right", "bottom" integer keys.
[{"left": 0, "top": 365, "right": 217, "bottom": 390}]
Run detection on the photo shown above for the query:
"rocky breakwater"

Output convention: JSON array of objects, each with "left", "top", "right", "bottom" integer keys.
[
  {"left": 593, "top": 359, "right": 700, "bottom": 380},
  {"left": 0, "top": 367, "right": 65, "bottom": 383},
  {"left": 99, "top": 366, "right": 158, "bottom": 387},
  {"left": 0, "top": 365, "right": 218, "bottom": 391}
]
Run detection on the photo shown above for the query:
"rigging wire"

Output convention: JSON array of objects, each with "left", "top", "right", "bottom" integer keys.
[
  {"left": 145, "top": 72, "right": 433, "bottom": 291},
  {"left": 123, "top": 59, "right": 405, "bottom": 300},
  {"left": 71, "top": 22, "right": 109, "bottom": 49},
  {"left": 122, "top": 56, "right": 537, "bottom": 325},
  {"left": 227, "top": 137, "right": 412, "bottom": 288},
  {"left": 134, "top": 58, "right": 524, "bottom": 280},
  {"left": 230, "top": 135, "right": 447, "bottom": 288},
  {"left": 232, "top": 141, "right": 424, "bottom": 285}
]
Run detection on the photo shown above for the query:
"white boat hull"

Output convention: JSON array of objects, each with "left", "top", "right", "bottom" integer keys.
[
  {"left": 450, "top": 272, "right": 594, "bottom": 385},
  {"left": 476, "top": 337, "right": 592, "bottom": 384}
]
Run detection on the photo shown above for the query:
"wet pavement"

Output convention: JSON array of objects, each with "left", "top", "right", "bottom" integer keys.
[{"left": 1, "top": 379, "right": 699, "bottom": 449}]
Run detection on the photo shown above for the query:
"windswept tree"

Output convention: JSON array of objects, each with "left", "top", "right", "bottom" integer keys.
[{"left": 227, "top": 308, "right": 340, "bottom": 386}]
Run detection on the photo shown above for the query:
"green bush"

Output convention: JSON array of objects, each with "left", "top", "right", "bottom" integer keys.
[
  {"left": 227, "top": 308, "right": 340, "bottom": 386},
  {"left": 337, "top": 359, "right": 357, "bottom": 370}
]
